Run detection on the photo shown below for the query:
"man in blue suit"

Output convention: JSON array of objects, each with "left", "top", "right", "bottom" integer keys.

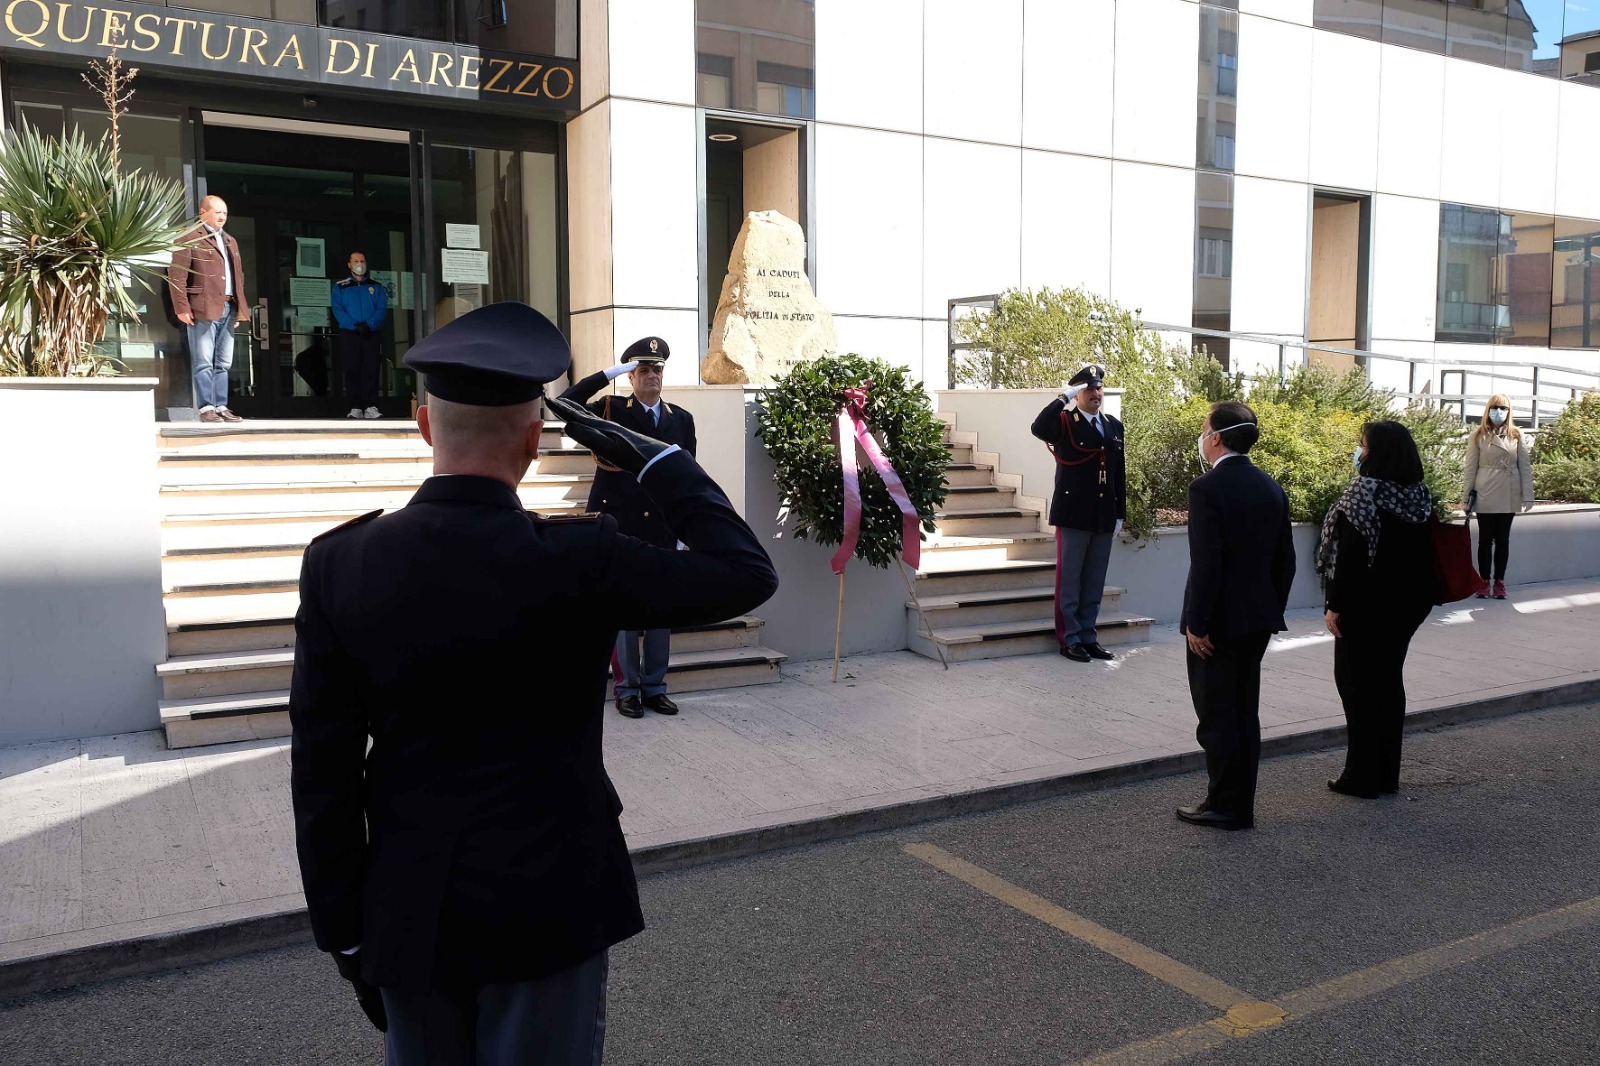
[{"left": 331, "top": 251, "right": 388, "bottom": 419}]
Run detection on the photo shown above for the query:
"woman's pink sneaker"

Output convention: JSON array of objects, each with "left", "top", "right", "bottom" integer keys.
[
  {"left": 1474, "top": 580, "right": 1491, "bottom": 599},
  {"left": 1493, "top": 580, "right": 1507, "bottom": 600}
]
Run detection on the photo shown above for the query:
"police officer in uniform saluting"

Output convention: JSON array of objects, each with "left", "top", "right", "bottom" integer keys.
[
  {"left": 561, "top": 337, "right": 697, "bottom": 719},
  {"left": 289, "top": 303, "right": 776, "bottom": 1064},
  {"left": 1031, "top": 364, "right": 1127, "bottom": 662}
]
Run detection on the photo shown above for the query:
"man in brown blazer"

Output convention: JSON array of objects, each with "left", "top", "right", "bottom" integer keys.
[{"left": 168, "top": 195, "right": 250, "bottom": 422}]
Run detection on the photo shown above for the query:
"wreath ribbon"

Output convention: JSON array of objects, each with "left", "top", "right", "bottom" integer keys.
[{"left": 830, "top": 383, "right": 922, "bottom": 576}]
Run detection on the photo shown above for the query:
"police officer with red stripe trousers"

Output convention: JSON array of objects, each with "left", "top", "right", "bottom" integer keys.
[{"left": 1031, "top": 364, "right": 1127, "bottom": 662}]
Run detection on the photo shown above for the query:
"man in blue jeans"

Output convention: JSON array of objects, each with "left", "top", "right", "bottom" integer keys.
[{"left": 168, "top": 196, "right": 250, "bottom": 422}]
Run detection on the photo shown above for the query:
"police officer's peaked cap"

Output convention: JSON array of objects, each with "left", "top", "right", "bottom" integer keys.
[
  {"left": 1069, "top": 364, "right": 1107, "bottom": 387},
  {"left": 404, "top": 302, "right": 570, "bottom": 406},
  {"left": 622, "top": 336, "right": 670, "bottom": 365}
]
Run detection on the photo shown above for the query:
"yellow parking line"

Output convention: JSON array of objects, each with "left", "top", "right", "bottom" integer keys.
[
  {"left": 906, "top": 842, "right": 1600, "bottom": 1066},
  {"left": 904, "top": 843, "right": 1272, "bottom": 1014}
]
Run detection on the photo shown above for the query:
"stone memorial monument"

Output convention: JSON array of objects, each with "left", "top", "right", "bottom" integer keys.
[{"left": 703, "top": 210, "right": 838, "bottom": 386}]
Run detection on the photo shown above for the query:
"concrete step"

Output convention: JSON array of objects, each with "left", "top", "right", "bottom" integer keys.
[
  {"left": 159, "top": 475, "right": 593, "bottom": 518},
  {"left": 168, "top": 615, "right": 297, "bottom": 656},
  {"left": 906, "top": 610, "right": 1153, "bottom": 664},
  {"left": 157, "top": 420, "right": 426, "bottom": 448},
  {"left": 915, "top": 558, "right": 1058, "bottom": 595},
  {"left": 942, "top": 463, "right": 997, "bottom": 488},
  {"left": 156, "top": 432, "right": 582, "bottom": 483},
  {"left": 160, "top": 641, "right": 787, "bottom": 748},
  {"left": 930, "top": 508, "right": 1042, "bottom": 537},
  {"left": 158, "top": 648, "right": 291, "bottom": 700},
  {"left": 905, "top": 585, "right": 1124, "bottom": 629},
  {"left": 943, "top": 442, "right": 973, "bottom": 464},
  {"left": 938, "top": 485, "right": 1017, "bottom": 512},
  {"left": 920, "top": 531, "right": 1057, "bottom": 567}
]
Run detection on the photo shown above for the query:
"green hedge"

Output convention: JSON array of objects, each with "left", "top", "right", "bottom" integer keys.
[
  {"left": 1532, "top": 391, "right": 1600, "bottom": 502},
  {"left": 956, "top": 286, "right": 1466, "bottom": 534}
]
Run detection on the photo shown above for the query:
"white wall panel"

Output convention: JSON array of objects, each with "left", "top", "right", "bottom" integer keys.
[
  {"left": 926, "top": 0, "right": 1023, "bottom": 144},
  {"left": 613, "top": 308, "right": 700, "bottom": 386},
  {"left": 1020, "top": 150, "right": 1113, "bottom": 297},
  {"left": 922, "top": 139, "right": 1022, "bottom": 318},
  {"left": 607, "top": 0, "right": 694, "bottom": 105},
  {"left": 1230, "top": 336, "right": 1300, "bottom": 378},
  {"left": 1109, "top": 161, "right": 1195, "bottom": 325},
  {"left": 814, "top": 125, "right": 923, "bottom": 318},
  {"left": 1498, "top": 70, "right": 1559, "bottom": 214},
  {"left": 1022, "top": 0, "right": 1114, "bottom": 156},
  {"left": 1370, "top": 194, "right": 1440, "bottom": 342},
  {"left": 1375, "top": 46, "right": 1444, "bottom": 201},
  {"left": 1555, "top": 82, "right": 1600, "bottom": 220},
  {"left": 1235, "top": 15, "right": 1312, "bottom": 183},
  {"left": 815, "top": 0, "right": 922, "bottom": 133},
  {"left": 1242, "top": 0, "right": 1311, "bottom": 23},
  {"left": 1232, "top": 177, "right": 1309, "bottom": 336},
  {"left": 1438, "top": 59, "right": 1503, "bottom": 209},
  {"left": 831, "top": 316, "right": 924, "bottom": 378},
  {"left": 1308, "top": 33, "right": 1381, "bottom": 192},
  {"left": 923, "top": 320, "right": 951, "bottom": 392},
  {"left": 1112, "top": 0, "right": 1199, "bottom": 169},
  {"left": 608, "top": 101, "right": 699, "bottom": 309}
]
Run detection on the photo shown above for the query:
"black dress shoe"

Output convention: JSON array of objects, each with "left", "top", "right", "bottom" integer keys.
[
  {"left": 643, "top": 694, "right": 679, "bottom": 716},
  {"left": 1176, "top": 804, "right": 1252, "bottom": 830},
  {"left": 1061, "top": 643, "right": 1092, "bottom": 663},
  {"left": 1327, "top": 778, "right": 1379, "bottom": 799},
  {"left": 616, "top": 695, "right": 644, "bottom": 719},
  {"left": 1084, "top": 642, "right": 1114, "bottom": 661}
]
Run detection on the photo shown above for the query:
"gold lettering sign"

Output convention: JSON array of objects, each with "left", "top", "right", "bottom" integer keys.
[{"left": 0, "top": 0, "right": 580, "bottom": 111}]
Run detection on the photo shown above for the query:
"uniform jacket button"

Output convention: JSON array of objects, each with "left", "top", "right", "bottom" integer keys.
[{"left": 643, "top": 511, "right": 650, "bottom": 518}]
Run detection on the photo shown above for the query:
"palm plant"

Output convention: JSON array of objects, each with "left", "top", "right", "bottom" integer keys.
[{"left": 0, "top": 121, "right": 190, "bottom": 376}]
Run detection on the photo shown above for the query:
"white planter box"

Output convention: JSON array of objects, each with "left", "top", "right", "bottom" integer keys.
[{"left": 0, "top": 378, "right": 165, "bottom": 743}]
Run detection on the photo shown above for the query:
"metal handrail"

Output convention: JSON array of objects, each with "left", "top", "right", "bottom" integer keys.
[{"left": 946, "top": 295, "right": 1598, "bottom": 429}]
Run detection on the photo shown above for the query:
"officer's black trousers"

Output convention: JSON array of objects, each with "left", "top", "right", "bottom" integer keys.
[
  {"left": 340, "top": 328, "right": 383, "bottom": 411},
  {"left": 1331, "top": 606, "right": 1429, "bottom": 796},
  {"left": 1186, "top": 631, "right": 1272, "bottom": 819}
]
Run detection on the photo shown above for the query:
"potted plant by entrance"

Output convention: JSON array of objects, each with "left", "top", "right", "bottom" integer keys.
[{"left": 0, "top": 61, "right": 193, "bottom": 744}]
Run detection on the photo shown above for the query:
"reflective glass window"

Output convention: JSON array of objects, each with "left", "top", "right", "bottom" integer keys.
[
  {"left": 314, "top": 0, "right": 577, "bottom": 54},
  {"left": 1196, "top": 6, "right": 1238, "bottom": 172},
  {"left": 1437, "top": 203, "right": 1505, "bottom": 343},
  {"left": 1194, "top": 170, "right": 1234, "bottom": 367},
  {"left": 1446, "top": 1, "right": 1511, "bottom": 67},
  {"left": 1314, "top": 0, "right": 1385, "bottom": 42},
  {"left": 695, "top": 0, "right": 816, "bottom": 118},
  {"left": 1497, "top": 212, "right": 1554, "bottom": 347},
  {"left": 1552, "top": 216, "right": 1600, "bottom": 349},
  {"left": 1384, "top": 0, "right": 1449, "bottom": 54}
]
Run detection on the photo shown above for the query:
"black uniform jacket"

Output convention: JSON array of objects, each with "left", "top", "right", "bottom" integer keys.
[
  {"left": 1180, "top": 456, "right": 1296, "bottom": 640},
  {"left": 289, "top": 452, "right": 776, "bottom": 990},
  {"left": 561, "top": 370, "right": 697, "bottom": 549},
  {"left": 1030, "top": 398, "right": 1127, "bottom": 532}
]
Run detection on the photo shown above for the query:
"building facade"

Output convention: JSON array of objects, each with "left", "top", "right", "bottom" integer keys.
[{"left": 2, "top": 0, "right": 1598, "bottom": 419}]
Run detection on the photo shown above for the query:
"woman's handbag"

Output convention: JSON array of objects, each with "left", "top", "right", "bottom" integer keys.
[{"left": 1432, "top": 515, "right": 1480, "bottom": 604}]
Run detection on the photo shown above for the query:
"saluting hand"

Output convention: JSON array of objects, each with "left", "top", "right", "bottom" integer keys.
[{"left": 547, "top": 394, "right": 674, "bottom": 476}]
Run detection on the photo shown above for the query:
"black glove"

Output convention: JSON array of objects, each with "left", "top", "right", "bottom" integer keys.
[
  {"left": 333, "top": 950, "right": 388, "bottom": 1032},
  {"left": 356, "top": 322, "right": 370, "bottom": 335},
  {"left": 546, "top": 394, "right": 675, "bottom": 476}
]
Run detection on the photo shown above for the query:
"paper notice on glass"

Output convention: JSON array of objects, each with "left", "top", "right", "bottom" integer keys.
[
  {"left": 400, "top": 272, "right": 416, "bottom": 310},
  {"left": 369, "top": 270, "right": 398, "bottom": 303},
  {"left": 289, "top": 277, "right": 333, "bottom": 306},
  {"left": 441, "top": 249, "right": 489, "bottom": 285},
  {"left": 295, "top": 237, "right": 326, "bottom": 277},
  {"left": 294, "top": 305, "right": 330, "bottom": 327},
  {"left": 445, "top": 223, "right": 481, "bottom": 249}
]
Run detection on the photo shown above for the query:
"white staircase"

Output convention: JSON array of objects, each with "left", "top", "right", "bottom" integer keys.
[
  {"left": 155, "top": 421, "right": 784, "bottom": 748},
  {"left": 905, "top": 418, "right": 1152, "bottom": 664}
]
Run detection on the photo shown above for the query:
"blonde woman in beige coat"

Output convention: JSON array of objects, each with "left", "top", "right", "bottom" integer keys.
[{"left": 1461, "top": 394, "right": 1535, "bottom": 599}]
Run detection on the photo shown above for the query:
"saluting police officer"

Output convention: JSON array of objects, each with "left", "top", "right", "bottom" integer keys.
[
  {"left": 561, "top": 337, "right": 697, "bottom": 719},
  {"left": 1030, "top": 364, "right": 1127, "bottom": 662},
  {"left": 289, "top": 302, "right": 776, "bottom": 1065}
]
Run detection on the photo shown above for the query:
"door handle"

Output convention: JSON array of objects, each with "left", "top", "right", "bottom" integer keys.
[{"left": 252, "top": 298, "right": 269, "bottom": 344}]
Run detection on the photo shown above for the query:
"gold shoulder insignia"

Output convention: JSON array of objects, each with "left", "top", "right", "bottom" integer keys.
[
  {"left": 1072, "top": 412, "right": 1081, "bottom": 422},
  {"left": 662, "top": 402, "right": 673, "bottom": 415},
  {"left": 534, "top": 510, "right": 602, "bottom": 523},
  {"left": 626, "top": 397, "right": 635, "bottom": 408},
  {"left": 310, "top": 509, "right": 383, "bottom": 543}
]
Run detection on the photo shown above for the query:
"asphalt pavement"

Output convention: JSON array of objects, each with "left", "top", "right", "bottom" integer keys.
[{"left": 5, "top": 701, "right": 1598, "bottom": 1066}]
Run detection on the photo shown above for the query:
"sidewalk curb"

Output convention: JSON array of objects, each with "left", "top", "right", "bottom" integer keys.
[{"left": 4, "top": 676, "right": 1596, "bottom": 1000}]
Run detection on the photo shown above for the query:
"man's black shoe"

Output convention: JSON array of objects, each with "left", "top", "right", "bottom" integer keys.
[
  {"left": 644, "top": 694, "right": 679, "bottom": 716},
  {"left": 1084, "top": 642, "right": 1114, "bottom": 660},
  {"left": 616, "top": 695, "right": 644, "bottom": 719},
  {"left": 1061, "top": 643, "right": 1092, "bottom": 662},
  {"left": 1176, "top": 803, "right": 1252, "bottom": 830}
]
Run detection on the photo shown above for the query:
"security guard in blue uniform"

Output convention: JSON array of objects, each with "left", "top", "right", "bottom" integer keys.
[
  {"left": 1030, "top": 363, "right": 1127, "bottom": 662},
  {"left": 289, "top": 302, "right": 776, "bottom": 1065},
  {"left": 330, "top": 251, "right": 388, "bottom": 418},
  {"left": 561, "top": 337, "right": 697, "bottom": 718}
]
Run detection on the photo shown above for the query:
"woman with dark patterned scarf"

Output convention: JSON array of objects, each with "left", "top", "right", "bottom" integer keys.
[{"left": 1315, "top": 421, "right": 1438, "bottom": 799}]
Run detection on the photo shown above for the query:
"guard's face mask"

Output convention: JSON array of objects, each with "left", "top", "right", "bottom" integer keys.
[{"left": 352, "top": 263, "right": 368, "bottom": 277}]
